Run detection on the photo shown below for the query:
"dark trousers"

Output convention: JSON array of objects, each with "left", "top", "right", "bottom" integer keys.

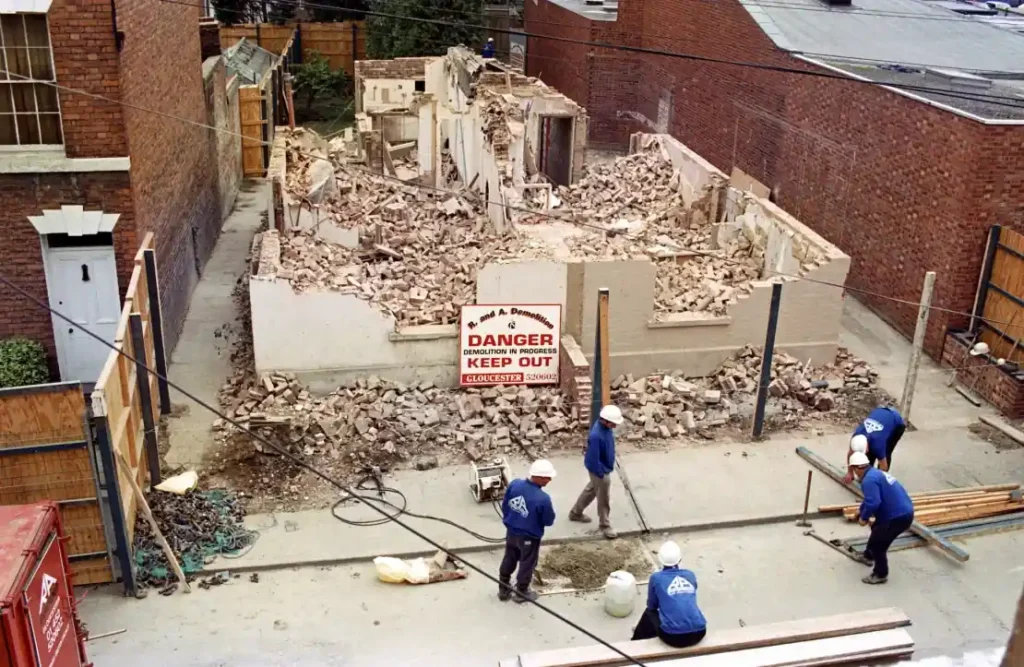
[
  {"left": 631, "top": 609, "right": 706, "bottom": 648},
  {"left": 864, "top": 513, "right": 914, "bottom": 579},
  {"left": 499, "top": 534, "right": 541, "bottom": 591},
  {"left": 867, "top": 424, "right": 905, "bottom": 468}
]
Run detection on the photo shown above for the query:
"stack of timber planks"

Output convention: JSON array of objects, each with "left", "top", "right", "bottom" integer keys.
[
  {"left": 501, "top": 608, "right": 914, "bottom": 667},
  {"left": 820, "top": 483, "right": 1023, "bottom": 527}
]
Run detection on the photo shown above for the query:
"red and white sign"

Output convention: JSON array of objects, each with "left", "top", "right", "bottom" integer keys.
[
  {"left": 24, "top": 535, "right": 76, "bottom": 667},
  {"left": 460, "top": 304, "right": 561, "bottom": 386}
]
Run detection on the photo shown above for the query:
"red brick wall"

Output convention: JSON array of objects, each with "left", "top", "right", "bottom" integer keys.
[
  {"left": 48, "top": 0, "right": 129, "bottom": 158},
  {"left": 526, "top": 0, "right": 1024, "bottom": 358},
  {"left": 115, "top": 0, "right": 222, "bottom": 353},
  {"left": 0, "top": 173, "right": 135, "bottom": 376},
  {"left": 942, "top": 332, "right": 1024, "bottom": 418}
]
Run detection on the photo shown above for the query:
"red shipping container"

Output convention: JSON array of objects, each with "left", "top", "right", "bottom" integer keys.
[{"left": 0, "top": 503, "right": 90, "bottom": 667}]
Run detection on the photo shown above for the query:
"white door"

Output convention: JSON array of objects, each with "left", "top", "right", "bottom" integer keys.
[{"left": 43, "top": 243, "right": 121, "bottom": 384}]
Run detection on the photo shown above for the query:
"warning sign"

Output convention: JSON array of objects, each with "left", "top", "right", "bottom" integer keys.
[{"left": 460, "top": 304, "right": 561, "bottom": 386}]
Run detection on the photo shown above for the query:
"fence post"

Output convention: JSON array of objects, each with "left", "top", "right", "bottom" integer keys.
[
  {"left": 590, "top": 288, "right": 610, "bottom": 426},
  {"left": 900, "top": 271, "right": 936, "bottom": 423},
  {"left": 143, "top": 248, "right": 171, "bottom": 414},
  {"left": 93, "top": 415, "right": 137, "bottom": 597},
  {"left": 972, "top": 225, "right": 1001, "bottom": 333},
  {"left": 752, "top": 282, "right": 783, "bottom": 439},
  {"left": 352, "top": 22, "right": 358, "bottom": 75},
  {"left": 129, "top": 313, "right": 162, "bottom": 486}
]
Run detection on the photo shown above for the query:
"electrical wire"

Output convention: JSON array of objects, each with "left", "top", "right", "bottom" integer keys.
[
  {"left": 330, "top": 472, "right": 506, "bottom": 542},
  {"left": 166, "top": 0, "right": 1024, "bottom": 109},
  {"left": 5, "top": 65, "right": 1023, "bottom": 334},
  {"left": 0, "top": 272, "right": 650, "bottom": 667}
]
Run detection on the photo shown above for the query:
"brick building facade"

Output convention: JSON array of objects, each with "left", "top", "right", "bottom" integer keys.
[
  {"left": 0, "top": 0, "right": 226, "bottom": 383},
  {"left": 526, "top": 0, "right": 1024, "bottom": 360}
]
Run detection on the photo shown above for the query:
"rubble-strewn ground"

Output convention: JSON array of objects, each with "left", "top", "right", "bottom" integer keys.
[{"left": 278, "top": 129, "right": 823, "bottom": 326}]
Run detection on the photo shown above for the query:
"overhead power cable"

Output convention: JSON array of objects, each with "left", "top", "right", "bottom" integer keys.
[
  {"left": 6, "top": 65, "right": 1023, "bottom": 333},
  {"left": 169, "top": 0, "right": 1024, "bottom": 109},
  {"left": 0, "top": 272, "right": 650, "bottom": 667}
]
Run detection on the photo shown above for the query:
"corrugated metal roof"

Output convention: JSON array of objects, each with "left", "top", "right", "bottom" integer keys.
[
  {"left": 737, "top": 0, "right": 1024, "bottom": 74},
  {"left": 223, "top": 38, "right": 278, "bottom": 85}
]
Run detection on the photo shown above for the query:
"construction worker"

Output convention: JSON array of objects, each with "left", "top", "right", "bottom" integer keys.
[
  {"left": 631, "top": 541, "right": 707, "bottom": 648},
  {"left": 850, "top": 451, "right": 915, "bottom": 585},
  {"left": 498, "top": 459, "right": 556, "bottom": 603},
  {"left": 569, "top": 405, "right": 623, "bottom": 539},
  {"left": 847, "top": 403, "right": 905, "bottom": 477},
  {"left": 482, "top": 37, "right": 496, "bottom": 59}
]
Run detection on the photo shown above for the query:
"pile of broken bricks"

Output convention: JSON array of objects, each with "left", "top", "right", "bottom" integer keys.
[
  {"left": 214, "top": 373, "right": 586, "bottom": 471},
  {"left": 611, "top": 346, "right": 881, "bottom": 439}
]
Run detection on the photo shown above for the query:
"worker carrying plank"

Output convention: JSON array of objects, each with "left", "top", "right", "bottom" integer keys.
[
  {"left": 631, "top": 541, "right": 708, "bottom": 647},
  {"left": 850, "top": 452, "right": 915, "bottom": 585},
  {"left": 569, "top": 405, "right": 624, "bottom": 539},
  {"left": 844, "top": 405, "right": 907, "bottom": 483},
  {"left": 499, "top": 459, "right": 557, "bottom": 603}
]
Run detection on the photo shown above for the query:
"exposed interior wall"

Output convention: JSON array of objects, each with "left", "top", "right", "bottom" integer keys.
[{"left": 379, "top": 114, "right": 419, "bottom": 143}]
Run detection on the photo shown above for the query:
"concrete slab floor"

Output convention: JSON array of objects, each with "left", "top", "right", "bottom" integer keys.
[
  {"left": 164, "top": 181, "right": 271, "bottom": 470},
  {"left": 80, "top": 523, "right": 1022, "bottom": 666},
  {"left": 840, "top": 295, "right": 993, "bottom": 431}
]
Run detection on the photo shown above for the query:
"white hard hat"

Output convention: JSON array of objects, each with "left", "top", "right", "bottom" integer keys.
[
  {"left": 529, "top": 459, "right": 556, "bottom": 479},
  {"left": 487, "top": 37, "right": 494, "bottom": 42},
  {"left": 970, "top": 342, "right": 990, "bottom": 357},
  {"left": 850, "top": 434, "right": 868, "bottom": 454},
  {"left": 657, "top": 541, "right": 682, "bottom": 567},
  {"left": 849, "top": 451, "right": 870, "bottom": 467},
  {"left": 599, "top": 405, "right": 624, "bottom": 425}
]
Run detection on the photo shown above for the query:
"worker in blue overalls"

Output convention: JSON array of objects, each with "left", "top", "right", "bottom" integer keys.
[
  {"left": 851, "top": 452, "right": 915, "bottom": 585},
  {"left": 482, "top": 38, "right": 496, "bottom": 59},
  {"left": 631, "top": 541, "right": 708, "bottom": 648},
  {"left": 498, "top": 459, "right": 556, "bottom": 604},
  {"left": 844, "top": 404, "right": 906, "bottom": 483}
]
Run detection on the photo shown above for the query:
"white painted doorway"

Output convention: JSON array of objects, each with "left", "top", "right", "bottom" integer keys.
[{"left": 42, "top": 235, "right": 121, "bottom": 384}]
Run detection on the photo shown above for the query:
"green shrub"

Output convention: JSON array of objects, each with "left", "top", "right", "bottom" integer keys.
[{"left": 0, "top": 338, "right": 49, "bottom": 388}]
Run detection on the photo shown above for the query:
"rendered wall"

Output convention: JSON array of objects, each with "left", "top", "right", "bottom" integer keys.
[
  {"left": 476, "top": 260, "right": 569, "bottom": 313},
  {"left": 251, "top": 278, "right": 458, "bottom": 391}
]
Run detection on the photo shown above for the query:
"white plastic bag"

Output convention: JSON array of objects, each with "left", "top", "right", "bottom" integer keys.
[{"left": 373, "top": 556, "right": 432, "bottom": 585}]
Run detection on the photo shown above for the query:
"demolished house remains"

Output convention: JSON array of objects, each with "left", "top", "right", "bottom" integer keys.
[{"left": 249, "top": 48, "right": 851, "bottom": 417}]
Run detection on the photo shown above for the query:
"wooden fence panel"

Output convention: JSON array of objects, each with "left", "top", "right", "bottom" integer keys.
[
  {"left": 220, "top": 24, "right": 297, "bottom": 57},
  {"left": 977, "top": 226, "right": 1024, "bottom": 364},
  {"left": 0, "top": 383, "right": 113, "bottom": 585},
  {"left": 239, "top": 85, "right": 267, "bottom": 177},
  {"left": 300, "top": 22, "right": 366, "bottom": 76}
]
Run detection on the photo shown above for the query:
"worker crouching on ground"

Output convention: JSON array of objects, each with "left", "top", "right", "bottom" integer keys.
[
  {"left": 499, "top": 459, "right": 556, "bottom": 603},
  {"left": 569, "top": 405, "right": 624, "bottom": 539},
  {"left": 631, "top": 541, "right": 707, "bottom": 647},
  {"left": 844, "top": 405, "right": 906, "bottom": 483},
  {"left": 850, "top": 452, "right": 915, "bottom": 585}
]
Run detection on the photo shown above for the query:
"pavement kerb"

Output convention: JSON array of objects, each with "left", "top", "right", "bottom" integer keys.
[{"left": 200, "top": 510, "right": 832, "bottom": 575}]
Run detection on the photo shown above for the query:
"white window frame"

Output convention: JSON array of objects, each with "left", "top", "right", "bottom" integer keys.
[{"left": 0, "top": 11, "right": 62, "bottom": 150}]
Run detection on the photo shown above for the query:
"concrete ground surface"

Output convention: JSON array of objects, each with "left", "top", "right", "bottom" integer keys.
[
  {"left": 164, "top": 181, "right": 270, "bottom": 470},
  {"left": 81, "top": 523, "right": 1022, "bottom": 666},
  {"left": 205, "top": 428, "right": 1024, "bottom": 571}
]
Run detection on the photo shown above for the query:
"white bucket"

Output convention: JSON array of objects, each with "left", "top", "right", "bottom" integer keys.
[{"left": 604, "top": 570, "right": 637, "bottom": 618}]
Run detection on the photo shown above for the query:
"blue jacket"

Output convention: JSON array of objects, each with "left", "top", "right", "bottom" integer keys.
[
  {"left": 482, "top": 42, "right": 496, "bottom": 58},
  {"left": 584, "top": 421, "right": 616, "bottom": 478},
  {"left": 859, "top": 467, "right": 914, "bottom": 523},
  {"left": 502, "top": 478, "right": 555, "bottom": 539},
  {"left": 647, "top": 566, "right": 707, "bottom": 635},
  {"left": 853, "top": 407, "right": 905, "bottom": 462}
]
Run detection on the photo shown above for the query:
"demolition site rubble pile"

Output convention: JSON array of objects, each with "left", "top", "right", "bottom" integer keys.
[
  {"left": 213, "top": 371, "right": 585, "bottom": 474},
  {"left": 610, "top": 346, "right": 882, "bottom": 438},
  {"left": 552, "top": 144, "right": 824, "bottom": 318}
]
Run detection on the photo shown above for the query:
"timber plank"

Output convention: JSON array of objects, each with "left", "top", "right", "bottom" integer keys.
[
  {"left": 795, "top": 446, "right": 970, "bottom": 562},
  {"left": 517, "top": 608, "right": 910, "bottom": 667},
  {"left": 652, "top": 629, "right": 913, "bottom": 666}
]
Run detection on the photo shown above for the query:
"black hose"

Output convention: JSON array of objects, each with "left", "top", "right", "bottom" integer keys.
[{"left": 331, "top": 475, "right": 506, "bottom": 544}]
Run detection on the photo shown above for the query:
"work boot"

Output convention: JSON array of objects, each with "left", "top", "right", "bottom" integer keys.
[
  {"left": 861, "top": 573, "right": 888, "bottom": 585},
  {"left": 514, "top": 587, "right": 539, "bottom": 604},
  {"left": 498, "top": 579, "right": 512, "bottom": 601},
  {"left": 568, "top": 513, "right": 592, "bottom": 523},
  {"left": 852, "top": 553, "right": 874, "bottom": 567},
  {"left": 601, "top": 526, "right": 618, "bottom": 540}
]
